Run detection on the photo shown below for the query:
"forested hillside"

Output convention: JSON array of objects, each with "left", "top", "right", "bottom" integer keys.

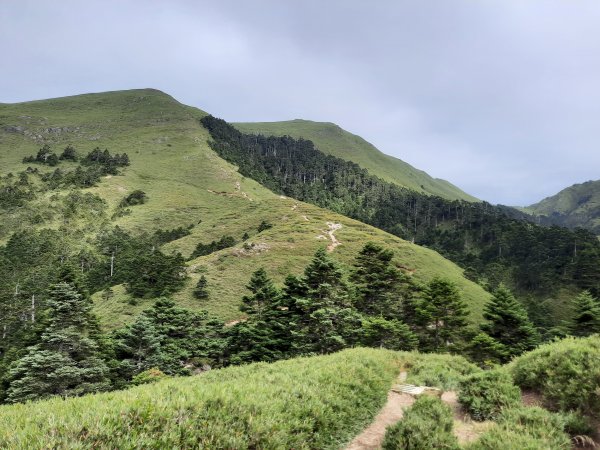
[
  {"left": 202, "top": 115, "right": 600, "bottom": 310},
  {"left": 0, "top": 89, "right": 495, "bottom": 404},
  {"left": 526, "top": 179, "right": 600, "bottom": 235},
  {"left": 234, "top": 119, "right": 478, "bottom": 201}
]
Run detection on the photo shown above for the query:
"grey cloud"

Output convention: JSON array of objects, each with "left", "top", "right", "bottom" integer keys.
[{"left": 1, "top": 0, "right": 599, "bottom": 204}]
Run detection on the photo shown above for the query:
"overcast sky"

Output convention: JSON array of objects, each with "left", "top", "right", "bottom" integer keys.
[{"left": 2, "top": 1, "right": 599, "bottom": 205}]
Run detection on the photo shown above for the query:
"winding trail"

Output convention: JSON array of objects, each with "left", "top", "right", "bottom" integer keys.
[
  {"left": 326, "top": 222, "right": 342, "bottom": 252},
  {"left": 346, "top": 372, "right": 413, "bottom": 450}
]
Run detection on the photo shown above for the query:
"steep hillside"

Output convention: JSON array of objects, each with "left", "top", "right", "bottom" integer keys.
[
  {"left": 525, "top": 180, "right": 600, "bottom": 235},
  {"left": 234, "top": 119, "right": 478, "bottom": 202},
  {"left": 0, "top": 89, "right": 490, "bottom": 328}
]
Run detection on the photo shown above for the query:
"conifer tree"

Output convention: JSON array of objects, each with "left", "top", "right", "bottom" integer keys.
[
  {"left": 287, "top": 248, "right": 360, "bottom": 355},
  {"left": 193, "top": 275, "right": 209, "bottom": 299},
  {"left": 360, "top": 317, "right": 418, "bottom": 350},
  {"left": 479, "top": 284, "right": 540, "bottom": 361},
  {"left": 351, "top": 242, "right": 405, "bottom": 316},
  {"left": 5, "top": 283, "right": 110, "bottom": 403},
  {"left": 113, "top": 314, "right": 162, "bottom": 381},
  {"left": 415, "top": 278, "right": 468, "bottom": 352},
  {"left": 227, "top": 268, "right": 290, "bottom": 364},
  {"left": 570, "top": 290, "right": 600, "bottom": 337}
]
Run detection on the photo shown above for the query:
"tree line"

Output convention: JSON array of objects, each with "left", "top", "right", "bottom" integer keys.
[{"left": 200, "top": 115, "right": 600, "bottom": 303}]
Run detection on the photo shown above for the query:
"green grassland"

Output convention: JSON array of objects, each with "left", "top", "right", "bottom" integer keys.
[
  {"left": 234, "top": 119, "right": 478, "bottom": 202},
  {"left": 0, "top": 348, "right": 402, "bottom": 449},
  {"left": 525, "top": 179, "right": 600, "bottom": 235},
  {"left": 0, "top": 89, "right": 490, "bottom": 328}
]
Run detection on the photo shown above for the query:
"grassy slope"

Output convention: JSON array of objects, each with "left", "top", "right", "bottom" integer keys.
[
  {"left": 525, "top": 180, "right": 600, "bottom": 234},
  {"left": 0, "top": 89, "right": 489, "bottom": 328},
  {"left": 0, "top": 348, "right": 401, "bottom": 449},
  {"left": 234, "top": 119, "right": 478, "bottom": 202}
]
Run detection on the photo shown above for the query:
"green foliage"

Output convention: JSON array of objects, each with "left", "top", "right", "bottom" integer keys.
[
  {"left": 360, "top": 317, "right": 418, "bottom": 351},
  {"left": 569, "top": 290, "right": 600, "bottom": 336},
  {"left": 466, "top": 333, "right": 507, "bottom": 367},
  {"left": 478, "top": 285, "right": 540, "bottom": 362},
  {"left": 22, "top": 144, "right": 59, "bottom": 166},
  {"left": 59, "top": 145, "right": 78, "bottom": 161},
  {"left": 153, "top": 224, "right": 193, "bottom": 245},
  {"left": 0, "top": 348, "right": 400, "bottom": 449},
  {"left": 190, "top": 235, "right": 237, "bottom": 259},
  {"left": 193, "top": 275, "right": 209, "bottom": 299},
  {"left": 119, "top": 189, "right": 147, "bottom": 207},
  {"left": 415, "top": 278, "right": 469, "bottom": 352},
  {"left": 458, "top": 370, "right": 521, "bottom": 421},
  {"left": 382, "top": 395, "right": 459, "bottom": 450},
  {"left": 257, "top": 219, "right": 273, "bottom": 232},
  {"left": 404, "top": 353, "right": 481, "bottom": 390},
  {"left": 130, "top": 368, "right": 167, "bottom": 386},
  {"left": 467, "top": 407, "right": 572, "bottom": 450},
  {"left": 4, "top": 283, "right": 110, "bottom": 403},
  {"left": 351, "top": 242, "right": 414, "bottom": 317},
  {"left": 509, "top": 335, "right": 600, "bottom": 416}
]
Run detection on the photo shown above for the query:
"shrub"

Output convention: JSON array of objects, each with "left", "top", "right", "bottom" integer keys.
[
  {"left": 131, "top": 368, "right": 168, "bottom": 386},
  {"left": 508, "top": 335, "right": 600, "bottom": 416},
  {"left": 458, "top": 370, "right": 521, "bottom": 421},
  {"left": 466, "top": 407, "right": 571, "bottom": 450},
  {"left": 382, "top": 395, "right": 459, "bottom": 450},
  {"left": 119, "top": 190, "right": 147, "bottom": 207},
  {"left": 405, "top": 353, "right": 481, "bottom": 390}
]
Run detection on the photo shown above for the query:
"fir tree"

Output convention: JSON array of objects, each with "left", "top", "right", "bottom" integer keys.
[
  {"left": 360, "top": 317, "right": 417, "bottom": 350},
  {"left": 570, "top": 290, "right": 600, "bottom": 337},
  {"left": 415, "top": 278, "right": 468, "bottom": 352},
  {"left": 113, "top": 314, "right": 162, "bottom": 381},
  {"left": 5, "top": 283, "right": 110, "bottom": 403},
  {"left": 193, "top": 275, "right": 209, "bottom": 299},
  {"left": 351, "top": 242, "right": 405, "bottom": 316},
  {"left": 288, "top": 248, "right": 360, "bottom": 354},
  {"left": 480, "top": 285, "right": 540, "bottom": 361},
  {"left": 227, "top": 268, "right": 290, "bottom": 364}
]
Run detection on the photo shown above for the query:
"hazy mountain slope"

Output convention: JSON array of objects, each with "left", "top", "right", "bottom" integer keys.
[
  {"left": 234, "top": 119, "right": 478, "bottom": 202},
  {"left": 525, "top": 180, "right": 600, "bottom": 234},
  {"left": 0, "top": 89, "right": 490, "bottom": 327}
]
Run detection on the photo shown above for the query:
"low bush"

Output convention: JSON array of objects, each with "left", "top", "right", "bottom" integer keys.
[
  {"left": 508, "top": 335, "right": 600, "bottom": 416},
  {"left": 405, "top": 353, "right": 480, "bottom": 390},
  {"left": 466, "top": 407, "right": 572, "bottom": 450},
  {"left": 458, "top": 370, "right": 521, "bottom": 421},
  {"left": 382, "top": 395, "right": 459, "bottom": 450}
]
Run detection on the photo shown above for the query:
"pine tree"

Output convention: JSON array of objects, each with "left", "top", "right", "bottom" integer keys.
[
  {"left": 480, "top": 285, "right": 540, "bottom": 361},
  {"left": 193, "top": 275, "right": 209, "bottom": 299},
  {"left": 415, "top": 278, "right": 468, "bottom": 352},
  {"left": 5, "top": 283, "right": 110, "bottom": 403},
  {"left": 351, "top": 242, "right": 407, "bottom": 316},
  {"left": 240, "top": 268, "right": 280, "bottom": 320},
  {"left": 360, "top": 317, "right": 418, "bottom": 350},
  {"left": 113, "top": 314, "right": 162, "bottom": 381},
  {"left": 570, "top": 290, "right": 600, "bottom": 337},
  {"left": 227, "top": 268, "right": 290, "bottom": 364},
  {"left": 287, "top": 248, "right": 360, "bottom": 355}
]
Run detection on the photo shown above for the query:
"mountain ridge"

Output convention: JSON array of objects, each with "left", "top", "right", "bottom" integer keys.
[{"left": 234, "top": 119, "right": 478, "bottom": 202}]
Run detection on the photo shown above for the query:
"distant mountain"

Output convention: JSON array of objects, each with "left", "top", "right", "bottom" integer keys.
[
  {"left": 234, "top": 119, "right": 478, "bottom": 202},
  {"left": 525, "top": 180, "right": 600, "bottom": 235}
]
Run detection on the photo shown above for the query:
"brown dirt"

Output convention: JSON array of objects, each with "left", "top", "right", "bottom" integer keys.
[
  {"left": 441, "top": 391, "right": 492, "bottom": 445},
  {"left": 521, "top": 389, "right": 544, "bottom": 407},
  {"left": 346, "top": 391, "right": 414, "bottom": 450}
]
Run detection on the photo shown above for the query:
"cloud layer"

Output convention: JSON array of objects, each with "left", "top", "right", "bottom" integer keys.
[{"left": 2, "top": 0, "right": 599, "bottom": 204}]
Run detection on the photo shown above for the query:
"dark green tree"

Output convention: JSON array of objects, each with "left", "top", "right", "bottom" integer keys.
[
  {"left": 287, "top": 248, "right": 360, "bottom": 355},
  {"left": 5, "top": 283, "right": 110, "bottom": 403},
  {"left": 351, "top": 242, "right": 406, "bottom": 316},
  {"left": 415, "top": 278, "right": 468, "bottom": 352},
  {"left": 360, "top": 317, "right": 417, "bottom": 350},
  {"left": 113, "top": 314, "right": 162, "bottom": 382},
  {"left": 193, "top": 275, "right": 209, "bottom": 299},
  {"left": 570, "top": 290, "right": 600, "bottom": 337},
  {"left": 479, "top": 285, "right": 540, "bottom": 361},
  {"left": 227, "top": 268, "right": 290, "bottom": 364}
]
